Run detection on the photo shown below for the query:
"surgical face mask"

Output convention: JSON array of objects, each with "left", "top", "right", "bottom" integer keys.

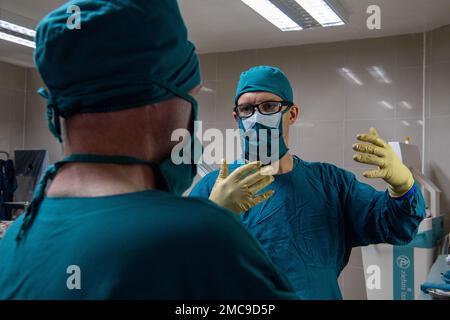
[{"left": 238, "top": 109, "right": 290, "bottom": 164}]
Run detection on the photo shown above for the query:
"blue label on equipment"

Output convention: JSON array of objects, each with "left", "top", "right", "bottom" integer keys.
[{"left": 393, "top": 246, "right": 415, "bottom": 300}]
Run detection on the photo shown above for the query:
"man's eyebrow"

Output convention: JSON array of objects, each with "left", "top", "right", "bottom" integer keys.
[
  {"left": 256, "top": 99, "right": 283, "bottom": 104},
  {"left": 237, "top": 99, "right": 283, "bottom": 106}
]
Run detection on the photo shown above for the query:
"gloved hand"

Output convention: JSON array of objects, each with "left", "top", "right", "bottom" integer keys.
[
  {"left": 209, "top": 159, "right": 275, "bottom": 214},
  {"left": 352, "top": 128, "right": 415, "bottom": 197}
]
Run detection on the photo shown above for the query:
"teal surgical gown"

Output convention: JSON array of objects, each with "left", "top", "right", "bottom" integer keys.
[
  {"left": 0, "top": 190, "right": 297, "bottom": 299},
  {"left": 190, "top": 156, "right": 426, "bottom": 299}
]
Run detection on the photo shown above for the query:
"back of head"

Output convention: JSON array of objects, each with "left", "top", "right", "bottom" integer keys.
[{"left": 34, "top": 0, "right": 201, "bottom": 143}]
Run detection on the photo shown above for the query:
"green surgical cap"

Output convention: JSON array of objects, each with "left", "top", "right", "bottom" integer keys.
[
  {"left": 235, "top": 66, "right": 293, "bottom": 105},
  {"left": 34, "top": 0, "right": 201, "bottom": 140}
]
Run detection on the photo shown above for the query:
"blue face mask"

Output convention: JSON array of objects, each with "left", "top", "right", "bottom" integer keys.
[{"left": 238, "top": 108, "right": 290, "bottom": 164}]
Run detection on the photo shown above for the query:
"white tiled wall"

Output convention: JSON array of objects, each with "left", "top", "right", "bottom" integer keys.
[{"left": 0, "top": 62, "right": 26, "bottom": 159}]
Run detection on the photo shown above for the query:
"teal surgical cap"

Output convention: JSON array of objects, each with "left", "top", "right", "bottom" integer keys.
[
  {"left": 34, "top": 0, "right": 201, "bottom": 141},
  {"left": 235, "top": 66, "right": 293, "bottom": 105}
]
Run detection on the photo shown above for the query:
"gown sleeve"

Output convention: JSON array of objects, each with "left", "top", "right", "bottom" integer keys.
[{"left": 335, "top": 167, "right": 426, "bottom": 247}]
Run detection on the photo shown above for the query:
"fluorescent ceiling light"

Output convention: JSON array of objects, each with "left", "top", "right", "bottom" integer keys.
[
  {"left": 241, "top": 0, "right": 302, "bottom": 31},
  {"left": 0, "top": 19, "right": 36, "bottom": 37},
  {"left": 294, "top": 0, "right": 344, "bottom": 27},
  {"left": 0, "top": 19, "right": 36, "bottom": 48},
  {"left": 0, "top": 31, "right": 35, "bottom": 48}
]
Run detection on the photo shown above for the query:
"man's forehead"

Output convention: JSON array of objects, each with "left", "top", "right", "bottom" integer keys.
[{"left": 237, "top": 91, "right": 282, "bottom": 104}]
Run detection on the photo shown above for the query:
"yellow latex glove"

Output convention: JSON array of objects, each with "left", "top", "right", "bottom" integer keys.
[
  {"left": 352, "top": 128, "right": 415, "bottom": 197},
  {"left": 209, "top": 159, "right": 275, "bottom": 214}
]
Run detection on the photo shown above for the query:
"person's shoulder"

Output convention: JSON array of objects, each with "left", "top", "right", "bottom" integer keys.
[
  {"left": 295, "top": 156, "right": 355, "bottom": 181},
  {"left": 168, "top": 196, "right": 244, "bottom": 231},
  {"left": 166, "top": 198, "right": 269, "bottom": 260},
  {"left": 131, "top": 195, "right": 256, "bottom": 256},
  {"left": 132, "top": 192, "right": 244, "bottom": 235},
  {"left": 135, "top": 190, "right": 231, "bottom": 214},
  {"left": 296, "top": 156, "right": 339, "bottom": 173}
]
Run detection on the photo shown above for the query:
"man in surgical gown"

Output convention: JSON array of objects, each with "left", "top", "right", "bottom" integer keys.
[
  {"left": 190, "top": 66, "right": 426, "bottom": 299},
  {"left": 0, "top": 2, "right": 297, "bottom": 299}
]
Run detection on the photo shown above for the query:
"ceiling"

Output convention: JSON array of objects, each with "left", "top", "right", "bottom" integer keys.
[{"left": 1, "top": 0, "right": 450, "bottom": 67}]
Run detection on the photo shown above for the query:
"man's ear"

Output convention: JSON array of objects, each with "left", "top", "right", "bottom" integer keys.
[
  {"left": 288, "top": 105, "right": 299, "bottom": 125},
  {"left": 233, "top": 111, "right": 239, "bottom": 122},
  {"left": 189, "top": 85, "right": 202, "bottom": 96}
]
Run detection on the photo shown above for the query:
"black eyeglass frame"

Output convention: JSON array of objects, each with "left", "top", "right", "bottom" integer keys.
[{"left": 234, "top": 101, "right": 294, "bottom": 119}]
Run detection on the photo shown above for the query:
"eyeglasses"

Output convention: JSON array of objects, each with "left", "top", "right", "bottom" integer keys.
[{"left": 234, "top": 101, "right": 293, "bottom": 119}]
